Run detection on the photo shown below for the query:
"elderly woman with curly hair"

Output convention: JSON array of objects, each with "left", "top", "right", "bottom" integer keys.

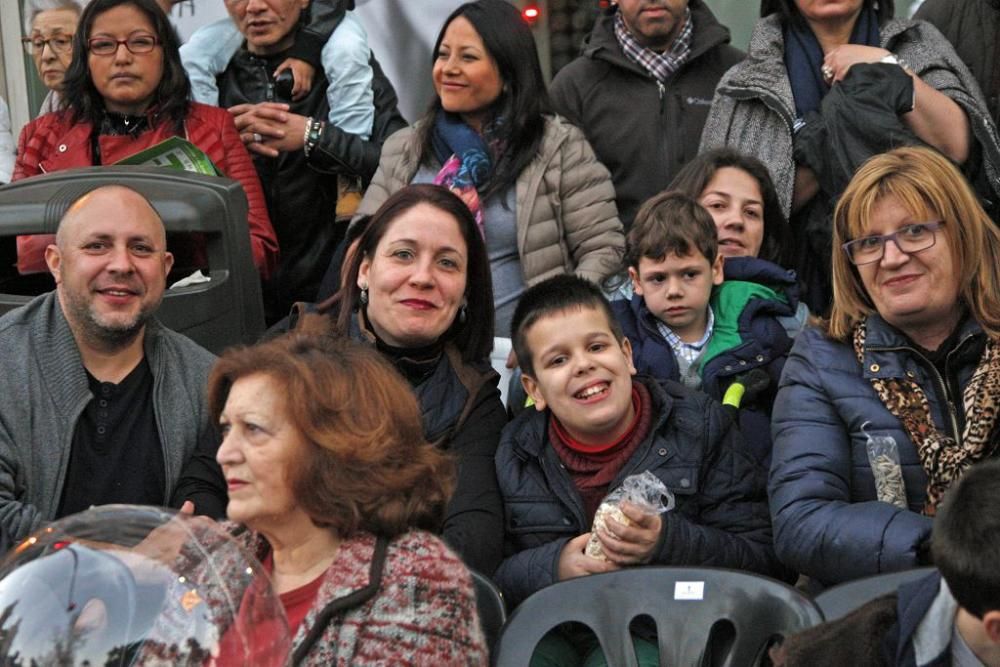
[
  {"left": 207, "top": 332, "right": 487, "bottom": 665},
  {"left": 769, "top": 146, "right": 1000, "bottom": 588}
]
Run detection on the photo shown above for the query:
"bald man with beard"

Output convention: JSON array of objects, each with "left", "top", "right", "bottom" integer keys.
[{"left": 0, "top": 185, "right": 226, "bottom": 548}]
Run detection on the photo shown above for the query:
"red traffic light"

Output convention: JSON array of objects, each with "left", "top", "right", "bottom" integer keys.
[{"left": 522, "top": 3, "right": 541, "bottom": 24}]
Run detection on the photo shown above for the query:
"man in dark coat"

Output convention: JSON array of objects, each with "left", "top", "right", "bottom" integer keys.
[
  {"left": 215, "top": 0, "right": 405, "bottom": 321},
  {"left": 549, "top": 0, "right": 744, "bottom": 228}
]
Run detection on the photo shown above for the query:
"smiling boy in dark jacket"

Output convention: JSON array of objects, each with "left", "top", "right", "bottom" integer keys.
[{"left": 494, "top": 275, "right": 782, "bottom": 612}]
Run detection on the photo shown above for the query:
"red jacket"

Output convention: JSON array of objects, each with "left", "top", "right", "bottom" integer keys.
[{"left": 13, "top": 102, "right": 279, "bottom": 278}]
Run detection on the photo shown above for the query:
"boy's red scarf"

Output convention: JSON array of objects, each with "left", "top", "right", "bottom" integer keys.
[{"left": 549, "top": 381, "right": 653, "bottom": 523}]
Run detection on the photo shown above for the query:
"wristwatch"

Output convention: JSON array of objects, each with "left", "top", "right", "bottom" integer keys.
[
  {"left": 879, "top": 53, "right": 912, "bottom": 73},
  {"left": 880, "top": 54, "right": 916, "bottom": 112}
]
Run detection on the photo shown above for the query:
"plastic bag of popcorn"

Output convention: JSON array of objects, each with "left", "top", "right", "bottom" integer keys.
[{"left": 586, "top": 471, "right": 675, "bottom": 561}]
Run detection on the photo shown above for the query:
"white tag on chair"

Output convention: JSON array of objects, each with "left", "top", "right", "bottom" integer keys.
[{"left": 674, "top": 581, "right": 705, "bottom": 600}]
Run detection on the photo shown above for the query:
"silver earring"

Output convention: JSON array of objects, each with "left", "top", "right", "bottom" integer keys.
[
  {"left": 360, "top": 285, "right": 369, "bottom": 305},
  {"left": 459, "top": 304, "right": 467, "bottom": 324}
]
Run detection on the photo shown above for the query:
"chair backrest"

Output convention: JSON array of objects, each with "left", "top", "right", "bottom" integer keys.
[
  {"left": 493, "top": 567, "right": 824, "bottom": 667},
  {"left": 0, "top": 167, "right": 264, "bottom": 354},
  {"left": 814, "top": 567, "right": 936, "bottom": 622},
  {"left": 469, "top": 570, "right": 507, "bottom": 656}
]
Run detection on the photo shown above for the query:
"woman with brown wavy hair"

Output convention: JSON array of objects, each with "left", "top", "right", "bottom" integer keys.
[
  {"left": 769, "top": 146, "right": 1000, "bottom": 587},
  {"left": 207, "top": 332, "right": 487, "bottom": 665}
]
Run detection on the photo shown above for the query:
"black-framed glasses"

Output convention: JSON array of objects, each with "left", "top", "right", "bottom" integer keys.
[
  {"left": 87, "top": 34, "right": 160, "bottom": 56},
  {"left": 21, "top": 35, "right": 73, "bottom": 55},
  {"left": 842, "top": 221, "right": 943, "bottom": 266}
]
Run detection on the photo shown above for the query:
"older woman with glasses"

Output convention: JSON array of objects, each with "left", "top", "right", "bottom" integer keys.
[
  {"left": 768, "top": 146, "right": 1000, "bottom": 588},
  {"left": 12, "top": 0, "right": 278, "bottom": 279},
  {"left": 22, "top": 0, "right": 88, "bottom": 114}
]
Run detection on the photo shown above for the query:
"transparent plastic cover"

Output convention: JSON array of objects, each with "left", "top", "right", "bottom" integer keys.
[{"left": 0, "top": 505, "right": 290, "bottom": 666}]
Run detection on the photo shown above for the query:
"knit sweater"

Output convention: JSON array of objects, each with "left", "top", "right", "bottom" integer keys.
[
  {"left": 218, "top": 528, "right": 488, "bottom": 665},
  {"left": 0, "top": 292, "right": 222, "bottom": 547},
  {"left": 700, "top": 14, "right": 1000, "bottom": 218}
]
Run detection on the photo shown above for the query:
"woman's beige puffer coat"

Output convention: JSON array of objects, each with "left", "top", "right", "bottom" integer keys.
[{"left": 357, "top": 115, "right": 625, "bottom": 286}]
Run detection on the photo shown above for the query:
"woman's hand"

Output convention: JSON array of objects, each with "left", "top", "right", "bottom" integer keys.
[
  {"left": 822, "top": 45, "right": 971, "bottom": 163},
  {"left": 557, "top": 533, "right": 618, "bottom": 580},
  {"left": 595, "top": 501, "right": 662, "bottom": 566},
  {"left": 823, "top": 45, "right": 891, "bottom": 83},
  {"left": 228, "top": 102, "right": 308, "bottom": 158}
]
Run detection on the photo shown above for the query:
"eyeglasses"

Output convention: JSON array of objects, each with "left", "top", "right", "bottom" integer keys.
[
  {"left": 842, "top": 221, "right": 943, "bottom": 266},
  {"left": 87, "top": 34, "right": 160, "bottom": 56},
  {"left": 21, "top": 35, "right": 73, "bottom": 55}
]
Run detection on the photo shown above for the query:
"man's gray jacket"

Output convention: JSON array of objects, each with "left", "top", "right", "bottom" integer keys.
[{"left": 0, "top": 292, "right": 224, "bottom": 546}]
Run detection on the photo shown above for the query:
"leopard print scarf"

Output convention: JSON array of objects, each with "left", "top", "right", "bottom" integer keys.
[{"left": 853, "top": 318, "right": 1000, "bottom": 514}]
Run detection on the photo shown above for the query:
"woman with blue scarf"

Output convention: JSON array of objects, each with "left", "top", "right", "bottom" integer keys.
[
  {"left": 701, "top": 0, "right": 1000, "bottom": 315},
  {"left": 349, "top": 0, "right": 624, "bottom": 337}
]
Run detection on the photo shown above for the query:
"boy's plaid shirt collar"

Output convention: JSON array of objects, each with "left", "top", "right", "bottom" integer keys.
[{"left": 655, "top": 306, "right": 714, "bottom": 365}]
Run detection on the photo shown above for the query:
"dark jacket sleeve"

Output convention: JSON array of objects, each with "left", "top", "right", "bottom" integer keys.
[
  {"left": 442, "top": 380, "right": 507, "bottom": 576},
  {"left": 769, "top": 329, "right": 933, "bottom": 585},
  {"left": 284, "top": 0, "right": 347, "bottom": 69},
  {"left": 170, "top": 419, "right": 227, "bottom": 520},
  {"left": 492, "top": 410, "right": 578, "bottom": 608},
  {"left": 215, "top": 108, "right": 280, "bottom": 279},
  {"left": 653, "top": 396, "right": 786, "bottom": 579},
  {"left": 306, "top": 55, "right": 407, "bottom": 184},
  {"left": 494, "top": 534, "right": 571, "bottom": 609}
]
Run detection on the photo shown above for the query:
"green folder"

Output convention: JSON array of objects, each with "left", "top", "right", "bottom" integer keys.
[{"left": 114, "top": 136, "right": 222, "bottom": 176}]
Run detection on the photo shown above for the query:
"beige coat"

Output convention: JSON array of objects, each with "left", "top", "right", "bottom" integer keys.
[{"left": 358, "top": 115, "right": 624, "bottom": 286}]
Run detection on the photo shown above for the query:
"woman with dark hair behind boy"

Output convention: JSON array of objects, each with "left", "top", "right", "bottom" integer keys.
[{"left": 302, "top": 183, "right": 507, "bottom": 576}]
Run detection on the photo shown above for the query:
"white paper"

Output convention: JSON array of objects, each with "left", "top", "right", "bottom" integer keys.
[{"left": 673, "top": 581, "right": 705, "bottom": 601}]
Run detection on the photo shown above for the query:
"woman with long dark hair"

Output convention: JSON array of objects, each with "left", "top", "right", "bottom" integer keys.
[
  {"left": 13, "top": 0, "right": 278, "bottom": 279},
  {"left": 350, "top": 0, "right": 624, "bottom": 336}
]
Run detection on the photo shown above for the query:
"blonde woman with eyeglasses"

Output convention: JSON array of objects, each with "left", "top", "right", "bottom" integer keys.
[
  {"left": 12, "top": 0, "right": 279, "bottom": 281},
  {"left": 768, "top": 146, "right": 1000, "bottom": 589}
]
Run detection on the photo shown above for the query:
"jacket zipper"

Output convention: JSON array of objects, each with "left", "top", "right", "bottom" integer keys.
[
  {"left": 868, "top": 333, "right": 978, "bottom": 444},
  {"left": 541, "top": 449, "right": 589, "bottom": 529}
]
